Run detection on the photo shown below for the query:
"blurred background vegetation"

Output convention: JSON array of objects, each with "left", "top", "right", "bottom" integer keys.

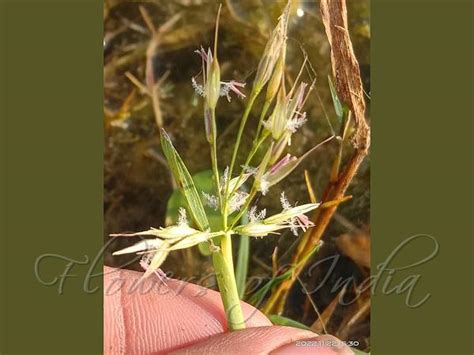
[{"left": 104, "top": 0, "right": 370, "bottom": 351}]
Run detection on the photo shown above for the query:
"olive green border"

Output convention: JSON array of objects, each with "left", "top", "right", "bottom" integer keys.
[
  {"left": 0, "top": 0, "right": 472, "bottom": 354},
  {"left": 0, "top": 0, "right": 103, "bottom": 353},
  {"left": 372, "top": 0, "right": 473, "bottom": 354}
]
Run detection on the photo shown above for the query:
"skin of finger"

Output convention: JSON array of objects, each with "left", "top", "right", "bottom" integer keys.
[
  {"left": 170, "top": 326, "right": 325, "bottom": 355},
  {"left": 271, "top": 335, "right": 355, "bottom": 355},
  {"left": 104, "top": 266, "right": 271, "bottom": 354}
]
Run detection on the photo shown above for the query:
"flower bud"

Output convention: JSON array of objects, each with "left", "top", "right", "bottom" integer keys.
[
  {"left": 265, "top": 49, "right": 285, "bottom": 103},
  {"left": 254, "top": 143, "right": 274, "bottom": 190},
  {"left": 204, "top": 106, "right": 212, "bottom": 142},
  {"left": 269, "top": 87, "right": 288, "bottom": 140},
  {"left": 226, "top": 173, "right": 252, "bottom": 194},
  {"left": 112, "top": 239, "right": 163, "bottom": 256},
  {"left": 109, "top": 224, "right": 198, "bottom": 240},
  {"left": 269, "top": 133, "right": 290, "bottom": 165},
  {"left": 168, "top": 231, "right": 219, "bottom": 251},
  {"left": 235, "top": 222, "right": 286, "bottom": 237},
  {"left": 206, "top": 56, "right": 221, "bottom": 109},
  {"left": 264, "top": 203, "right": 320, "bottom": 224},
  {"left": 253, "top": 3, "right": 290, "bottom": 93},
  {"left": 287, "top": 82, "right": 307, "bottom": 120},
  {"left": 260, "top": 136, "right": 334, "bottom": 194},
  {"left": 141, "top": 245, "right": 170, "bottom": 278}
]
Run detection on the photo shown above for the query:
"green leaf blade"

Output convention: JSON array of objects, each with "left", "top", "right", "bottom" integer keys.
[
  {"left": 235, "top": 234, "right": 249, "bottom": 299},
  {"left": 267, "top": 314, "right": 312, "bottom": 331},
  {"left": 160, "top": 129, "right": 210, "bottom": 231},
  {"left": 328, "top": 75, "right": 343, "bottom": 122}
]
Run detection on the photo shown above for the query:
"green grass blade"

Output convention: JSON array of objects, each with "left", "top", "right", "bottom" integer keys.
[
  {"left": 235, "top": 234, "right": 249, "bottom": 299},
  {"left": 328, "top": 75, "right": 343, "bottom": 123},
  {"left": 247, "top": 268, "right": 293, "bottom": 305},
  {"left": 267, "top": 314, "right": 312, "bottom": 331},
  {"left": 248, "top": 242, "right": 323, "bottom": 306},
  {"left": 160, "top": 129, "right": 209, "bottom": 231}
]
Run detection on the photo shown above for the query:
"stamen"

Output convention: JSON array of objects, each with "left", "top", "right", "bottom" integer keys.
[
  {"left": 249, "top": 206, "right": 267, "bottom": 222},
  {"left": 220, "top": 166, "right": 229, "bottom": 190},
  {"left": 192, "top": 77, "right": 205, "bottom": 96},
  {"left": 241, "top": 165, "right": 258, "bottom": 175},
  {"left": 290, "top": 223, "right": 299, "bottom": 236},
  {"left": 194, "top": 46, "right": 209, "bottom": 63},
  {"left": 286, "top": 113, "right": 307, "bottom": 133},
  {"left": 260, "top": 176, "right": 269, "bottom": 195},
  {"left": 177, "top": 208, "right": 188, "bottom": 225},
  {"left": 140, "top": 254, "right": 168, "bottom": 284},
  {"left": 202, "top": 191, "right": 219, "bottom": 210},
  {"left": 229, "top": 191, "right": 249, "bottom": 214},
  {"left": 280, "top": 191, "right": 292, "bottom": 210},
  {"left": 220, "top": 80, "right": 247, "bottom": 101}
]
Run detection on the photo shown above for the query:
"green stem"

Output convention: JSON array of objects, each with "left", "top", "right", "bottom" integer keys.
[
  {"left": 215, "top": 90, "right": 260, "bottom": 331},
  {"left": 228, "top": 132, "right": 269, "bottom": 200},
  {"left": 221, "top": 229, "right": 235, "bottom": 277},
  {"left": 206, "top": 106, "right": 244, "bottom": 329},
  {"left": 223, "top": 90, "right": 259, "bottom": 218},
  {"left": 209, "top": 109, "right": 222, "bottom": 202},
  {"left": 227, "top": 100, "right": 271, "bottom": 199},
  {"left": 247, "top": 131, "right": 270, "bottom": 169},
  {"left": 253, "top": 100, "right": 271, "bottom": 146},
  {"left": 226, "top": 131, "right": 270, "bottom": 230},
  {"left": 212, "top": 233, "right": 245, "bottom": 330},
  {"left": 235, "top": 234, "right": 249, "bottom": 299}
]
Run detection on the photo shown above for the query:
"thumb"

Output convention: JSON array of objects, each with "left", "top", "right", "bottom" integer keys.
[
  {"left": 104, "top": 266, "right": 271, "bottom": 354},
  {"left": 171, "top": 327, "right": 354, "bottom": 354}
]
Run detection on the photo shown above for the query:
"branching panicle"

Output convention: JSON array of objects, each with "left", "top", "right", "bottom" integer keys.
[{"left": 110, "top": 1, "right": 333, "bottom": 333}]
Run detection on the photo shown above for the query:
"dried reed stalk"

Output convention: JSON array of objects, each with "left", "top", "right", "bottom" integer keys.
[{"left": 263, "top": 0, "right": 370, "bottom": 315}]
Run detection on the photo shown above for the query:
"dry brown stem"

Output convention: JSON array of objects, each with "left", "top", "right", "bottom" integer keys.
[{"left": 263, "top": 0, "right": 370, "bottom": 315}]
